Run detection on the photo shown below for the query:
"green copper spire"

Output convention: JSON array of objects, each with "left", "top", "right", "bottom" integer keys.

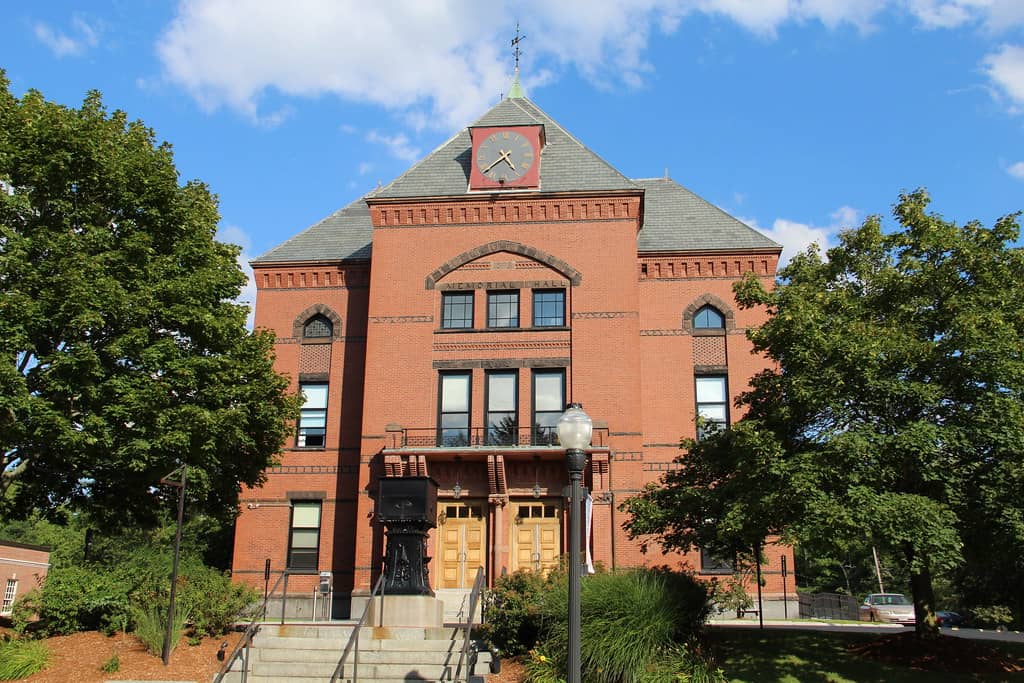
[{"left": 508, "top": 24, "right": 527, "bottom": 99}]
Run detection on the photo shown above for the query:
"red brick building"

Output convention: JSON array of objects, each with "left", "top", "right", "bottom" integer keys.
[
  {"left": 0, "top": 540, "right": 50, "bottom": 618},
  {"left": 233, "top": 91, "right": 794, "bottom": 617}
]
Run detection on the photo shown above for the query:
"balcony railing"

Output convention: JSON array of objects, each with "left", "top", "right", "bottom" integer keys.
[{"left": 388, "top": 425, "right": 609, "bottom": 449}]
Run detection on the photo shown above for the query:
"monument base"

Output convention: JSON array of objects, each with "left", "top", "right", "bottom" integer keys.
[{"left": 358, "top": 595, "right": 445, "bottom": 628}]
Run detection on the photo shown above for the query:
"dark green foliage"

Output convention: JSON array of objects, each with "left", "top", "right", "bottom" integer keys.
[
  {"left": 0, "top": 639, "right": 49, "bottom": 680},
  {"left": 0, "top": 72, "right": 300, "bottom": 527},
  {"left": 537, "top": 568, "right": 712, "bottom": 683},
  {"left": 12, "top": 567, "right": 130, "bottom": 636},
  {"left": 622, "top": 190, "right": 1024, "bottom": 634},
  {"left": 481, "top": 568, "right": 554, "bottom": 656}
]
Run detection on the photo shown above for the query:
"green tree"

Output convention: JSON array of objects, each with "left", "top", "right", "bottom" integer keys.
[
  {"left": 0, "top": 73, "right": 299, "bottom": 527},
  {"left": 623, "top": 190, "right": 1024, "bottom": 635}
]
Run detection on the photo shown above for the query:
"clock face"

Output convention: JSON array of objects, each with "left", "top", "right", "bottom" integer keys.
[{"left": 476, "top": 131, "right": 535, "bottom": 183}]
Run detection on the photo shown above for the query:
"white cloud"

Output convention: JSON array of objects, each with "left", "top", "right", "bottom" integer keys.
[
  {"left": 743, "top": 204, "right": 861, "bottom": 265},
  {"left": 34, "top": 15, "right": 101, "bottom": 57},
  {"left": 365, "top": 130, "right": 421, "bottom": 162},
  {"left": 155, "top": 1, "right": 1024, "bottom": 128},
  {"left": 983, "top": 44, "right": 1024, "bottom": 113},
  {"left": 217, "top": 224, "right": 257, "bottom": 329},
  {"left": 1008, "top": 161, "right": 1024, "bottom": 179}
]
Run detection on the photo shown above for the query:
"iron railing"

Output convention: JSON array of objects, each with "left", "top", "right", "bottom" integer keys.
[
  {"left": 389, "top": 426, "right": 609, "bottom": 449},
  {"left": 454, "top": 567, "right": 486, "bottom": 683},
  {"left": 798, "top": 592, "right": 860, "bottom": 621},
  {"left": 213, "top": 570, "right": 291, "bottom": 683},
  {"left": 330, "top": 572, "right": 386, "bottom": 683}
]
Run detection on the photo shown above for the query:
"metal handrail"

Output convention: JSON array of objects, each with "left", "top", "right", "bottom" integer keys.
[
  {"left": 213, "top": 570, "right": 291, "bottom": 683},
  {"left": 455, "top": 567, "right": 486, "bottom": 683},
  {"left": 330, "top": 572, "right": 386, "bottom": 683},
  {"left": 389, "top": 426, "right": 610, "bottom": 449}
]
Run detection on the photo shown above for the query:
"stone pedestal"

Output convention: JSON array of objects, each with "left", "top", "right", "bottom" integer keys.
[
  {"left": 363, "top": 594, "right": 445, "bottom": 628},
  {"left": 382, "top": 522, "right": 433, "bottom": 596}
]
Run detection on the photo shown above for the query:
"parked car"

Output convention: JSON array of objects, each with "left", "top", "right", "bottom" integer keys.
[
  {"left": 860, "top": 593, "right": 916, "bottom": 625},
  {"left": 936, "top": 610, "right": 963, "bottom": 627}
]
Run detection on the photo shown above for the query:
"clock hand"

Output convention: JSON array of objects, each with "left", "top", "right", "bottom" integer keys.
[
  {"left": 482, "top": 154, "right": 506, "bottom": 172},
  {"left": 497, "top": 149, "right": 515, "bottom": 169}
]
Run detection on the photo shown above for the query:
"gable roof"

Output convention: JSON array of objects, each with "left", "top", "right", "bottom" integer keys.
[
  {"left": 636, "top": 177, "right": 780, "bottom": 253},
  {"left": 252, "top": 97, "right": 779, "bottom": 264},
  {"left": 373, "top": 97, "right": 639, "bottom": 198}
]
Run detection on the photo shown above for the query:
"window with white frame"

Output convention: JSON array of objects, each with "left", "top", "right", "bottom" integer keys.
[
  {"left": 298, "top": 383, "right": 328, "bottom": 447},
  {"left": 695, "top": 375, "right": 728, "bottom": 440},
  {"left": 1, "top": 578, "right": 17, "bottom": 615},
  {"left": 288, "top": 501, "right": 322, "bottom": 571}
]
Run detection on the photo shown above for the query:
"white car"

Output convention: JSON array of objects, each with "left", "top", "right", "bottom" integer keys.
[{"left": 860, "top": 593, "right": 916, "bottom": 625}]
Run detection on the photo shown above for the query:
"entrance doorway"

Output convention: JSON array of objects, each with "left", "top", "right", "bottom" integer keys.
[
  {"left": 437, "top": 501, "right": 486, "bottom": 589},
  {"left": 512, "top": 501, "right": 562, "bottom": 573}
]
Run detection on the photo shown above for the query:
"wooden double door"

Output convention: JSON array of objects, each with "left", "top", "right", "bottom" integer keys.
[{"left": 436, "top": 500, "right": 563, "bottom": 588}]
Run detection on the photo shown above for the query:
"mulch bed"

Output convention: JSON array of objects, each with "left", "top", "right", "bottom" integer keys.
[{"left": 848, "top": 631, "right": 1024, "bottom": 674}]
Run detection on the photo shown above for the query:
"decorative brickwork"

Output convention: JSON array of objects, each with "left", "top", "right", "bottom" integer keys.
[
  {"left": 693, "top": 335, "right": 727, "bottom": 366},
  {"left": 299, "top": 343, "right": 332, "bottom": 374},
  {"left": 425, "top": 240, "right": 583, "bottom": 289}
]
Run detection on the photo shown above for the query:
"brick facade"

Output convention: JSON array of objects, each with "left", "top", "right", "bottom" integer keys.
[
  {"left": 0, "top": 540, "right": 50, "bottom": 617},
  {"left": 233, "top": 96, "right": 795, "bottom": 613}
]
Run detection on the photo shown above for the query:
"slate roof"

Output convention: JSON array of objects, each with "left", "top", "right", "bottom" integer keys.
[
  {"left": 635, "top": 178, "right": 780, "bottom": 253},
  {"left": 253, "top": 97, "right": 779, "bottom": 264}
]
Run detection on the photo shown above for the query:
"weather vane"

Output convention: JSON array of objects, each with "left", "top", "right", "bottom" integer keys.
[{"left": 512, "top": 23, "right": 526, "bottom": 73}]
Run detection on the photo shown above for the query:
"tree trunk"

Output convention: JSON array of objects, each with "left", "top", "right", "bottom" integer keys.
[{"left": 909, "top": 560, "right": 939, "bottom": 636}]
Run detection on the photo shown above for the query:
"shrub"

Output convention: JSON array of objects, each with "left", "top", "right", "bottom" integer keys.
[
  {"left": 178, "top": 565, "right": 258, "bottom": 637},
  {"left": 537, "top": 568, "right": 713, "bottom": 683},
  {"left": 637, "top": 644, "right": 727, "bottom": 683},
  {"left": 12, "top": 567, "right": 130, "bottom": 636},
  {"left": 972, "top": 605, "right": 1013, "bottom": 630},
  {"left": 0, "top": 639, "right": 49, "bottom": 680},
  {"left": 481, "top": 569, "right": 554, "bottom": 656},
  {"left": 132, "top": 603, "right": 191, "bottom": 657}
]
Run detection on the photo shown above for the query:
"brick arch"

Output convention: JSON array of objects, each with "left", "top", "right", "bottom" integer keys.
[
  {"left": 292, "top": 304, "right": 343, "bottom": 340},
  {"left": 424, "top": 240, "right": 583, "bottom": 290},
  {"left": 682, "top": 294, "right": 736, "bottom": 332}
]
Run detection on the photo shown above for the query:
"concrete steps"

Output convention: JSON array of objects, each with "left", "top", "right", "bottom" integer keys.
[{"left": 218, "top": 622, "right": 493, "bottom": 683}]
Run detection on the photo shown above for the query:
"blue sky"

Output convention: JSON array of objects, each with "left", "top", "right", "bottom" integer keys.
[{"left": 2, "top": 1, "right": 1023, "bottom": 310}]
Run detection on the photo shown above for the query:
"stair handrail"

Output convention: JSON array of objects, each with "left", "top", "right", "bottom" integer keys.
[
  {"left": 330, "top": 571, "right": 386, "bottom": 683},
  {"left": 455, "top": 567, "right": 486, "bottom": 683},
  {"left": 213, "top": 569, "right": 292, "bottom": 683}
]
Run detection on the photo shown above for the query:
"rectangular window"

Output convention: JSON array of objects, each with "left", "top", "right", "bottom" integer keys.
[
  {"left": 695, "top": 376, "right": 728, "bottom": 440},
  {"left": 700, "top": 548, "right": 733, "bottom": 575},
  {"left": 288, "top": 501, "right": 322, "bottom": 571},
  {"left": 486, "top": 371, "right": 518, "bottom": 445},
  {"left": 532, "top": 289, "right": 565, "bottom": 327},
  {"left": 298, "top": 383, "right": 328, "bottom": 447},
  {"left": 441, "top": 292, "right": 474, "bottom": 329},
  {"left": 487, "top": 290, "right": 519, "bottom": 328},
  {"left": 532, "top": 369, "right": 565, "bottom": 445},
  {"left": 439, "top": 372, "right": 471, "bottom": 447},
  {"left": 1, "top": 579, "right": 16, "bottom": 616}
]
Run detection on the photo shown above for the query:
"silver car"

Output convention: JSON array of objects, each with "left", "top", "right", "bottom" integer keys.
[{"left": 860, "top": 593, "right": 916, "bottom": 625}]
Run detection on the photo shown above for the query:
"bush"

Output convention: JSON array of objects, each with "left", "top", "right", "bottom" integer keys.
[
  {"left": 12, "top": 567, "right": 130, "bottom": 636},
  {"left": 132, "top": 603, "right": 191, "bottom": 657},
  {"left": 178, "top": 565, "right": 258, "bottom": 637},
  {"left": 0, "top": 639, "right": 49, "bottom": 680},
  {"left": 534, "top": 568, "right": 713, "bottom": 683},
  {"left": 481, "top": 569, "right": 554, "bottom": 656},
  {"left": 100, "top": 653, "right": 120, "bottom": 673},
  {"left": 971, "top": 605, "right": 1013, "bottom": 630}
]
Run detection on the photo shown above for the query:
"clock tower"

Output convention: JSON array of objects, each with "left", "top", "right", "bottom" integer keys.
[{"left": 468, "top": 124, "right": 544, "bottom": 190}]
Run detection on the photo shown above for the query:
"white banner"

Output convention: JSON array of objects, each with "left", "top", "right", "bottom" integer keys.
[{"left": 585, "top": 492, "right": 595, "bottom": 574}]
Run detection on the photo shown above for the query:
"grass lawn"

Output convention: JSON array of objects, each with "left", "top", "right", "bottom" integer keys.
[{"left": 708, "top": 628, "right": 1024, "bottom": 682}]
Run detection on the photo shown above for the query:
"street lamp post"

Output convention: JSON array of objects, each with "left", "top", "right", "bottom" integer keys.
[{"left": 557, "top": 403, "right": 592, "bottom": 683}]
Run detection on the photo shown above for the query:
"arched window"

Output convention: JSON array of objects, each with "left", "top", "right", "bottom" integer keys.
[
  {"left": 303, "top": 314, "right": 333, "bottom": 338},
  {"left": 693, "top": 305, "right": 725, "bottom": 330}
]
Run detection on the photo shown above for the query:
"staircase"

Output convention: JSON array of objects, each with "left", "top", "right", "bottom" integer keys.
[{"left": 218, "top": 622, "right": 495, "bottom": 683}]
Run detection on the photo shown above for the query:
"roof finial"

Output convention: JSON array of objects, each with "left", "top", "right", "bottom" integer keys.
[{"left": 508, "top": 23, "right": 527, "bottom": 99}]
